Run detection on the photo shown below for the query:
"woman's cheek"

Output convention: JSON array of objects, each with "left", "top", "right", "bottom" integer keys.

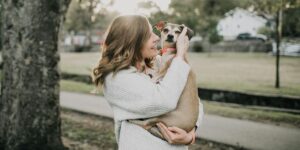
[{"left": 153, "top": 49, "right": 158, "bottom": 56}]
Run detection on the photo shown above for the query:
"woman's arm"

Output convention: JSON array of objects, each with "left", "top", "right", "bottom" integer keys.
[{"left": 104, "top": 56, "right": 190, "bottom": 120}]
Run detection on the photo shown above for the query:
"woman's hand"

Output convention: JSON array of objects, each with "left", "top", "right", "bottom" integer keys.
[
  {"left": 176, "top": 26, "right": 189, "bottom": 59},
  {"left": 156, "top": 122, "right": 196, "bottom": 145}
]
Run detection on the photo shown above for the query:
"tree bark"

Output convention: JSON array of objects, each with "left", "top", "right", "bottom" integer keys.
[{"left": 0, "top": 0, "right": 70, "bottom": 149}]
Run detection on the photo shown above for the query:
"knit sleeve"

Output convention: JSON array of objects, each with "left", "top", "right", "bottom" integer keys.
[
  {"left": 195, "top": 97, "right": 204, "bottom": 131},
  {"left": 104, "top": 56, "right": 191, "bottom": 120}
]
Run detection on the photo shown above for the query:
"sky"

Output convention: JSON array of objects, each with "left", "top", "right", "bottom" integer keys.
[{"left": 101, "top": 0, "right": 171, "bottom": 15}]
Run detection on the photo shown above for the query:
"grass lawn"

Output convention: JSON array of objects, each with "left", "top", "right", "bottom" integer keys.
[
  {"left": 60, "top": 80, "right": 103, "bottom": 95},
  {"left": 60, "top": 52, "right": 300, "bottom": 97},
  {"left": 60, "top": 80, "right": 300, "bottom": 128},
  {"left": 203, "top": 101, "right": 300, "bottom": 128}
]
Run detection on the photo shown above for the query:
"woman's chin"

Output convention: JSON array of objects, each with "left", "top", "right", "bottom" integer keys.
[{"left": 145, "top": 54, "right": 158, "bottom": 59}]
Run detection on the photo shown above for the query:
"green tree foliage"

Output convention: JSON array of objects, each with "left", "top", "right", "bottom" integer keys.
[
  {"left": 64, "top": 0, "right": 92, "bottom": 32},
  {"left": 148, "top": 0, "right": 239, "bottom": 35},
  {"left": 63, "top": 0, "right": 118, "bottom": 32},
  {"left": 238, "top": 0, "right": 300, "bottom": 37},
  {"left": 283, "top": 7, "right": 300, "bottom": 37},
  {"left": 0, "top": 3, "right": 2, "bottom": 50},
  {"left": 258, "top": 26, "right": 274, "bottom": 38},
  {"left": 147, "top": 0, "right": 300, "bottom": 38},
  {"left": 209, "top": 28, "right": 223, "bottom": 44}
]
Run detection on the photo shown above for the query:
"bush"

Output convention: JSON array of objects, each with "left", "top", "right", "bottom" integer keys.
[
  {"left": 193, "top": 42, "right": 203, "bottom": 52},
  {"left": 209, "top": 29, "right": 223, "bottom": 44},
  {"left": 258, "top": 26, "right": 274, "bottom": 39}
]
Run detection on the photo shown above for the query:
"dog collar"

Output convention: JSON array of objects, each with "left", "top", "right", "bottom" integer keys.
[{"left": 161, "top": 48, "right": 176, "bottom": 55}]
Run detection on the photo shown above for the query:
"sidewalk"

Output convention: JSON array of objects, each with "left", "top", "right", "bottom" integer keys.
[{"left": 60, "top": 91, "right": 300, "bottom": 150}]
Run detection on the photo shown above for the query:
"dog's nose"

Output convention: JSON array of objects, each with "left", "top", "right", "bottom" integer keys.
[{"left": 167, "top": 34, "right": 174, "bottom": 39}]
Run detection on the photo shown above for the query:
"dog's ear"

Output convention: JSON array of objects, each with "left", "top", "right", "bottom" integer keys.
[
  {"left": 179, "top": 25, "right": 194, "bottom": 40},
  {"left": 154, "top": 21, "right": 167, "bottom": 31}
]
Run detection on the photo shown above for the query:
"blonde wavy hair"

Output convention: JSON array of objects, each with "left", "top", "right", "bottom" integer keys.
[{"left": 92, "top": 15, "right": 153, "bottom": 87}]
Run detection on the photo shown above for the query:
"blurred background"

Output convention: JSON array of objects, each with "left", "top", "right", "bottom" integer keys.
[
  {"left": 54, "top": 0, "right": 300, "bottom": 149},
  {"left": 1, "top": 0, "right": 299, "bottom": 150},
  {"left": 57, "top": 0, "right": 300, "bottom": 149},
  {"left": 57, "top": 0, "right": 300, "bottom": 95}
]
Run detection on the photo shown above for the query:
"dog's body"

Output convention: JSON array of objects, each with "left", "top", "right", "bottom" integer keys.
[{"left": 128, "top": 22, "right": 200, "bottom": 141}]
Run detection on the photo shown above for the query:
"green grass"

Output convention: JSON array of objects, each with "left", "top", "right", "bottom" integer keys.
[
  {"left": 203, "top": 101, "right": 300, "bottom": 128},
  {"left": 60, "top": 80, "right": 103, "bottom": 95},
  {"left": 60, "top": 52, "right": 300, "bottom": 97},
  {"left": 60, "top": 52, "right": 101, "bottom": 75},
  {"left": 61, "top": 110, "right": 117, "bottom": 149},
  {"left": 188, "top": 52, "right": 300, "bottom": 97}
]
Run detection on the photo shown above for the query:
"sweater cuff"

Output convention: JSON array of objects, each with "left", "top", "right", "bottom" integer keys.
[{"left": 195, "top": 100, "right": 204, "bottom": 128}]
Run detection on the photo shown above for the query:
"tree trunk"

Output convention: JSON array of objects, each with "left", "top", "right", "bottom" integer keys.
[
  {"left": 275, "top": 7, "right": 282, "bottom": 88},
  {"left": 0, "top": 0, "right": 70, "bottom": 149}
]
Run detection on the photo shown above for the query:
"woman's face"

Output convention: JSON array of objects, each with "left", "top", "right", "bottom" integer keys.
[{"left": 141, "top": 23, "right": 160, "bottom": 59}]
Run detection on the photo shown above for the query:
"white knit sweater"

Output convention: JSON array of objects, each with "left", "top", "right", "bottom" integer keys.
[{"left": 103, "top": 56, "right": 204, "bottom": 150}]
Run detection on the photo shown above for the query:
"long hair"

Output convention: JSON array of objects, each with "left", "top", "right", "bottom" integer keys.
[{"left": 92, "top": 15, "right": 153, "bottom": 87}]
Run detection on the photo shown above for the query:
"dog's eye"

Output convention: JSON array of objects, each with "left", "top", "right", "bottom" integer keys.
[
  {"left": 163, "top": 28, "right": 169, "bottom": 33},
  {"left": 175, "top": 31, "right": 181, "bottom": 34}
]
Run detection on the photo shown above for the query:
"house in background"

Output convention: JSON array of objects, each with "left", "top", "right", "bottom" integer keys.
[{"left": 217, "top": 8, "right": 270, "bottom": 41}]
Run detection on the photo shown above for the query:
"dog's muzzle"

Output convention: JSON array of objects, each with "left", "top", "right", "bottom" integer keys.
[{"left": 166, "top": 34, "right": 174, "bottom": 42}]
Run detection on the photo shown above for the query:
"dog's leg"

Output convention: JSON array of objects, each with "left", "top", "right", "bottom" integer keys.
[
  {"left": 128, "top": 118, "right": 160, "bottom": 130},
  {"left": 127, "top": 119, "right": 152, "bottom": 130}
]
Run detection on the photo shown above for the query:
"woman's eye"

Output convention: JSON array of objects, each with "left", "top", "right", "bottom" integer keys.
[
  {"left": 163, "top": 29, "right": 169, "bottom": 33},
  {"left": 175, "top": 31, "right": 181, "bottom": 34}
]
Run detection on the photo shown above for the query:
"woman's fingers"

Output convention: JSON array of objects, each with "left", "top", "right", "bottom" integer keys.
[
  {"left": 179, "top": 26, "right": 188, "bottom": 38},
  {"left": 157, "top": 123, "right": 194, "bottom": 145},
  {"left": 168, "top": 126, "right": 186, "bottom": 134},
  {"left": 176, "top": 26, "right": 189, "bottom": 58},
  {"left": 157, "top": 123, "right": 172, "bottom": 143}
]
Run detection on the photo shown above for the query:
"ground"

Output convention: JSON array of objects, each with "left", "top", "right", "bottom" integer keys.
[{"left": 61, "top": 109, "right": 245, "bottom": 150}]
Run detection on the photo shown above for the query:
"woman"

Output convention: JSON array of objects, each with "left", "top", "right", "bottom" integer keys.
[{"left": 92, "top": 15, "right": 204, "bottom": 150}]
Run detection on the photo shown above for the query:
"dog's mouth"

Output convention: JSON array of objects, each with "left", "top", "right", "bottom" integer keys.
[{"left": 165, "top": 39, "right": 174, "bottom": 43}]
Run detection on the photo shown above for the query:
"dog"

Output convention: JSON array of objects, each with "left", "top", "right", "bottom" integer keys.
[{"left": 127, "top": 21, "right": 200, "bottom": 141}]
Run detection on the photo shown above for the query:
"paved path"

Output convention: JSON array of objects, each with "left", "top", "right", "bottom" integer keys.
[{"left": 60, "top": 91, "right": 300, "bottom": 150}]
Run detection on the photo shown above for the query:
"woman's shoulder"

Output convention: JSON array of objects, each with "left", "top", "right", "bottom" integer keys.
[
  {"left": 104, "top": 66, "right": 146, "bottom": 86},
  {"left": 103, "top": 66, "right": 153, "bottom": 97}
]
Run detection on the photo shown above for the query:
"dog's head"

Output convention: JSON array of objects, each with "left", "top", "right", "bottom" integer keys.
[{"left": 154, "top": 21, "right": 194, "bottom": 49}]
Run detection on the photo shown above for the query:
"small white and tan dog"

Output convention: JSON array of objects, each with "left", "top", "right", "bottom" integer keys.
[{"left": 128, "top": 21, "right": 200, "bottom": 141}]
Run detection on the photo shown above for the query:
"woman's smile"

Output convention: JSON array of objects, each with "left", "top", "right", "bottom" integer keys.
[{"left": 151, "top": 42, "right": 158, "bottom": 50}]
